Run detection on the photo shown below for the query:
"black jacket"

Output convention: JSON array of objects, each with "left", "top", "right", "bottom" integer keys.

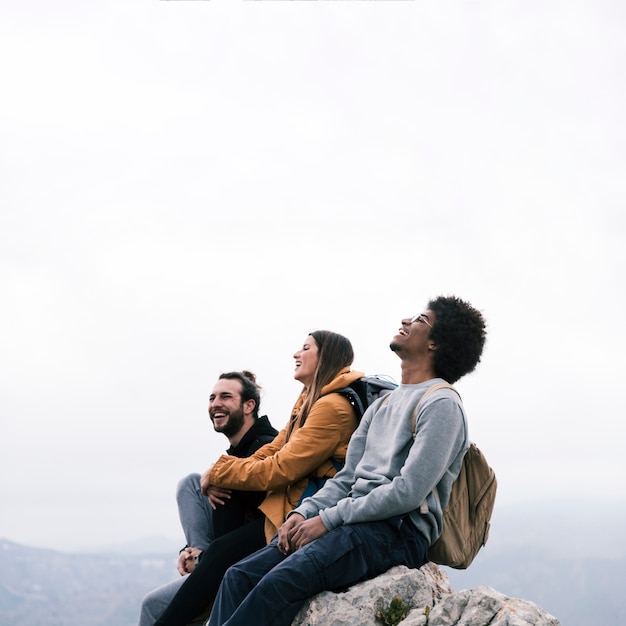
[
  {"left": 212, "top": 415, "right": 278, "bottom": 537},
  {"left": 226, "top": 414, "right": 278, "bottom": 458}
]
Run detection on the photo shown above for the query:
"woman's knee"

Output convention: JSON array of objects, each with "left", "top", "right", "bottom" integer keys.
[
  {"left": 139, "top": 587, "right": 165, "bottom": 624},
  {"left": 140, "top": 578, "right": 186, "bottom": 623}
]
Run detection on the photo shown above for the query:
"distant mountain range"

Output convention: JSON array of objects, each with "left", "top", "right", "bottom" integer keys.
[
  {"left": 1, "top": 500, "right": 625, "bottom": 626},
  {"left": 0, "top": 539, "right": 177, "bottom": 626}
]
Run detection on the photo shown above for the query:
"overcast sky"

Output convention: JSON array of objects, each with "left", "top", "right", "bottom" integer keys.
[{"left": 1, "top": 0, "right": 624, "bottom": 552}]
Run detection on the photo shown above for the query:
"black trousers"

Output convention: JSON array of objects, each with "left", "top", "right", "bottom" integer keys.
[{"left": 155, "top": 516, "right": 267, "bottom": 626}]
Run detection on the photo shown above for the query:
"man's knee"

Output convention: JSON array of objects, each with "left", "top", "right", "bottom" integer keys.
[{"left": 176, "top": 472, "right": 201, "bottom": 500}]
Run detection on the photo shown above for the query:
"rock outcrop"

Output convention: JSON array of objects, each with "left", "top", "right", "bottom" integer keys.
[{"left": 291, "top": 564, "right": 560, "bottom": 626}]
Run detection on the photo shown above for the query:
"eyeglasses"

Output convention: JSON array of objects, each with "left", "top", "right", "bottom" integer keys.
[{"left": 410, "top": 314, "right": 432, "bottom": 328}]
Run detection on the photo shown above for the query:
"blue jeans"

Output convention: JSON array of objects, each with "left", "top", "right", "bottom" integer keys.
[{"left": 207, "top": 516, "right": 428, "bottom": 626}]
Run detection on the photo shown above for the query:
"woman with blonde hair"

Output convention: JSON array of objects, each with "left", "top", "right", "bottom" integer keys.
[{"left": 139, "top": 330, "right": 363, "bottom": 626}]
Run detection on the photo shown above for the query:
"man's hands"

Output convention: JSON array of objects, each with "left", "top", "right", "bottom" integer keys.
[
  {"left": 277, "top": 513, "right": 328, "bottom": 555},
  {"left": 200, "top": 465, "right": 232, "bottom": 510},
  {"left": 177, "top": 547, "right": 202, "bottom": 576}
]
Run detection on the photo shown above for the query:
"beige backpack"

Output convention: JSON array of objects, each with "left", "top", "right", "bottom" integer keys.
[{"left": 414, "top": 382, "right": 497, "bottom": 569}]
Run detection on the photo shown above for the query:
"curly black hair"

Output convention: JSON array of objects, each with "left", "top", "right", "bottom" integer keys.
[{"left": 427, "top": 296, "right": 487, "bottom": 384}]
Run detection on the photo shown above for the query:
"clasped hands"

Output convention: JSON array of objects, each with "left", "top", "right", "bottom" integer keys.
[
  {"left": 277, "top": 513, "right": 328, "bottom": 555},
  {"left": 177, "top": 547, "right": 202, "bottom": 576}
]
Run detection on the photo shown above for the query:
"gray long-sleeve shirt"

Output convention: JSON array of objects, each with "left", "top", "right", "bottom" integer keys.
[{"left": 294, "top": 378, "right": 469, "bottom": 546}]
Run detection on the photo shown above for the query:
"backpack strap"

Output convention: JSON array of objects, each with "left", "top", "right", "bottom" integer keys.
[
  {"left": 411, "top": 381, "right": 460, "bottom": 434},
  {"left": 333, "top": 386, "right": 366, "bottom": 419},
  {"left": 412, "top": 382, "right": 461, "bottom": 515}
]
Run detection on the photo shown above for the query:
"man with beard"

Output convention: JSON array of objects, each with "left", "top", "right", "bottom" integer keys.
[
  {"left": 139, "top": 371, "right": 277, "bottom": 625},
  {"left": 177, "top": 371, "right": 278, "bottom": 570}
]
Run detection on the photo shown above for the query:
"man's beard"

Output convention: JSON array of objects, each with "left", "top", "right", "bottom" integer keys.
[{"left": 212, "top": 405, "right": 246, "bottom": 439}]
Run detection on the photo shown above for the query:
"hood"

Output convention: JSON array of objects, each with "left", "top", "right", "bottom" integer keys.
[{"left": 320, "top": 368, "right": 366, "bottom": 396}]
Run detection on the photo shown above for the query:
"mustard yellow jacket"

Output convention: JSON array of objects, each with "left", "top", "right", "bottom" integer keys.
[{"left": 208, "top": 368, "right": 364, "bottom": 542}]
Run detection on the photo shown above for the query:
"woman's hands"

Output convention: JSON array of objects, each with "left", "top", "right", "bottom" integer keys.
[
  {"left": 200, "top": 464, "right": 233, "bottom": 509},
  {"left": 204, "top": 485, "right": 233, "bottom": 509},
  {"left": 277, "top": 513, "right": 328, "bottom": 555}
]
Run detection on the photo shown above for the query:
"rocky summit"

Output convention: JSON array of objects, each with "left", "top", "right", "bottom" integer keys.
[{"left": 291, "top": 563, "right": 560, "bottom": 626}]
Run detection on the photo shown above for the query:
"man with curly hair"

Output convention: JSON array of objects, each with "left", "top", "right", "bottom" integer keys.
[{"left": 207, "top": 296, "right": 487, "bottom": 626}]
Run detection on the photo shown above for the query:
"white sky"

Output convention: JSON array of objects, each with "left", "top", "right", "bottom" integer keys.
[{"left": 1, "top": 0, "right": 624, "bottom": 552}]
